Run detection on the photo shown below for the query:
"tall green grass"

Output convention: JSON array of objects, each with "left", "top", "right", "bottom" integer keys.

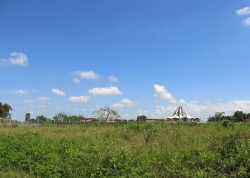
[{"left": 0, "top": 123, "right": 249, "bottom": 177}]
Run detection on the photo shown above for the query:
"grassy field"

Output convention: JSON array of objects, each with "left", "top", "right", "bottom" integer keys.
[{"left": 0, "top": 123, "right": 249, "bottom": 177}]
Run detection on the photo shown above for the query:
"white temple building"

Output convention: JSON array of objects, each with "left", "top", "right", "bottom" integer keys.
[{"left": 167, "top": 107, "right": 194, "bottom": 120}]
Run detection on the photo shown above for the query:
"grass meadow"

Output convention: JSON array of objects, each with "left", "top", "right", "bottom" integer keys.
[{"left": 0, "top": 123, "right": 249, "bottom": 177}]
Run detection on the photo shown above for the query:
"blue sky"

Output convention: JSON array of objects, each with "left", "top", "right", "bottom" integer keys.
[{"left": 1, "top": 0, "right": 250, "bottom": 121}]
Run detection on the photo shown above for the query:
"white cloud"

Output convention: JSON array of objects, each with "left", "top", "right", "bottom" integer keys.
[
  {"left": 108, "top": 76, "right": 118, "bottom": 82},
  {"left": 122, "top": 98, "right": 136, "bottom": 106},
  {"left": 0, "top": 52, "right": 28, "bottom": 66},
  {"left": 51, "top": 88, "right": 66, "bottom": 96},
  {"left": 154, "top": 84, "right": 176, "bottom": 103},
  {"left": 68, "top": 96, "right": 91, "bottom": 103},
  {"left": 14, "top": 90, "right": 29, "bottom": 95},
  {"left": 73, "top": 78, "right": 81, "bottom": 84},
  {"left": 243, "top": 17, "right": 250, "bottom": 26},
  {"left": 24, "top": 100, "right": 33, "bottom": 104},
  {"left": 74, "top": 71, "right": 99, "bottom": 80},
  {"left": 112, "top": 98, "right": 136, "bottom": 108},
  {"left": 112, "top": 103, "right": 126, "bottom": 108},
  {"left": 88, "top": 87, "right": 122, "bottom": 95},
  {"left": 38, "top": 96, "right": 51, "bottom": 101},
  {"left": 236, "top": 6, "right": 250, "bottom": 15}
]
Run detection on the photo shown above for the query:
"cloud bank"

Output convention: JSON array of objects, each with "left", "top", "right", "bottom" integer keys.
[{"left": 153, "top": 84, "right": 250, "bottom": 121}]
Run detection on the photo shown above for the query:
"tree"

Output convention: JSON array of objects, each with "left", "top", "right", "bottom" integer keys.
[
  {"left": 53, "top": 112, "right": 68, "bottom": 122},
  {"left": 137, "top": 115, "right": 147, "bottom": 122},
  {"left": 207, "top": 112, "right": 231, "bottom": 122},
  {"left": 53, "top": 113, "right": 85, "bottom": 122},
  {"left": 93, "top": 107, "right": 120, "bottom": 121},
  {"left": 68, "top": 115, "right": 85, "bottom": 122},
  {"left": 0, "top": 102, "right": 12, "bottom": 118},
  {"left": 25, "top": 112, "right": 31, "bottom": 121},
  {"left": 35, "top": 115, "right": 50, "bottom": 122},
  {"left": 233, "top": 111, "right": 247, "bottom": 122}
]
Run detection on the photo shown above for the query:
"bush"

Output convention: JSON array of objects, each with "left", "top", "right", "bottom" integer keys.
[{"left": 222, "top": 120, "right": 231, "bottom": 128}]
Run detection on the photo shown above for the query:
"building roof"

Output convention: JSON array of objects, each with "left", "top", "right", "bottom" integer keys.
[{"left": 167, "top": 107, "right": 194, "bottom": 119}]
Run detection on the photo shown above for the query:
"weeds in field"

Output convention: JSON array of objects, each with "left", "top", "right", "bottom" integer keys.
[{"left": 0, "top": 123, "right": 249, "bottom": 177}]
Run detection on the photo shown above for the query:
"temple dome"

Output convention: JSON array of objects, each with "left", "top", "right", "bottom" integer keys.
[{"left": 167, "top": 107, "right": 194, "bottom": 119}]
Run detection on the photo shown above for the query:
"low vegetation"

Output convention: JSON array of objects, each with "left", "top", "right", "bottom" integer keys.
[{"left": 0, "top": 123, "right": 249, "bottom": 177}]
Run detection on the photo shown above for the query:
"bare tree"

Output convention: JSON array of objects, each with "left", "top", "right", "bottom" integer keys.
[{"left": 93, "top": 107, "right": 120, "bottom": 121}]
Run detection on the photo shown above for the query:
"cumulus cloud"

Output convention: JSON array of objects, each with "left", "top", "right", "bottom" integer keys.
[
  {"left": 112, "top": 103, "right": 126, "bottom": 108},
  {"left": 51, "top": 88, "right": 66, "bottom": 96},
  {"left": 108, "top": 76, "right": 118, "bottom": 82},
  {"left": 68, "top": 96, "right": 91, "bottom": 103},
  {"left": 236, "top": 6, "right": 250, "bottom": 15},
  {"left": 112, "top": 98, "right": 136, "bottom": 108},
  {"left": 88, "top": 87, "right": 122, "bottom": 96},
  {"left": 154, "top": 84, "right": 176, "bottom": 103},
  {"left": 235, "top": 7, "right": 250, "bottom": 26},
  {"left": 0, "top": 52, "right": 28, "bottom": 66},
  {"left": 122, "top": 98, "right": 136, "bottom": 107},
  {"left": 14, "top": 90, "right": 29, "bottom": 95},
  {"left": 38, "top": 97, "right": 51, "bottom": 101},
  {"left": 74, "top": 71, "right": 99, "bottom": 80},
  {"left": 243, "top": 17, "right": 250, "bottom": 26}
]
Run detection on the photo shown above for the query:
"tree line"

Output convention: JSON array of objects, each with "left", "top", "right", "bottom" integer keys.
[
  {"left": 1, "top": 102, "right": 250, "bottom": 123},
  {"left": 24, "top": 112, "right": 86, "bottom": 123},
  {"left": 208, "top": 111, "right": 250, "bottom": 123}
]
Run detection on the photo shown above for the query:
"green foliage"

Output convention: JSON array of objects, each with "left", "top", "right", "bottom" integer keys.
[
  {"left": 0, "top": 102, "right": 12, "bottom": 119},
  {"left": 222, "top": 120, "right": 231, "bottom": 127},
  {"left": 35, "top": 115, "right": 51, "bottom": 122},
  {"left": 233, "top": 111, "right": 247, "bottom": 122},
  {"left": 0, "top": 123, "right": 249, "bottom": 177},
  {"left": 136, "top": 115, "right": 147, "bottom": 122},
  {"left": 53, "top": 112, "right": 84, "bottom": 122},
  {"left": 208, "top": 112, "right": 232, "bottom": 122},
  {"left": 208, "top": 111, "right": 250, "bottom": 123},
  {"left": 53, "top": 112, "right": 68, "bottom": 122},
  {"left": 25, "top": 113, "right": 31, "bottom": 121},
  {"left": 93, "top": 107, "right": 120, "bottom": 121}
]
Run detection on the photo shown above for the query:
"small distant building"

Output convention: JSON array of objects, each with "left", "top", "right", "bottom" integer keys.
[
  {"left": 80, "top": 118, "right": 97, "bottom": 123},
  {"left": 167, "top": 107, "right": 196, "bottom": 122}
]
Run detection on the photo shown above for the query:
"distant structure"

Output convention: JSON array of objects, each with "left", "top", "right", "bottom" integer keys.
[{"left": 167, "top": 107, "right": 195, "bottom": 122}]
